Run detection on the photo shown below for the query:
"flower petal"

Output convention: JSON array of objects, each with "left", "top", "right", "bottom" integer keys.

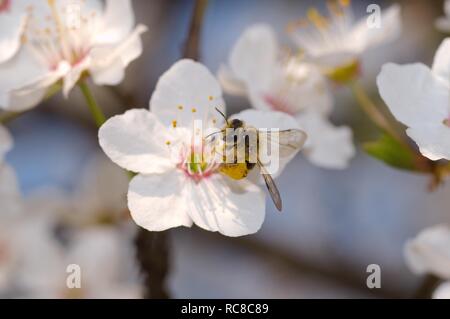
[
  {"left": 432, "top": 38, "right": 450, "bottom": 82},
  {"left": 90, "top": 24, "right": 147, "bottom": 86},
  {"left": 0, "top": 49, "right": 67, "bottom": 111},
  {"left": 404, "top": 224, "right": 450, "bottom": 279},
  {"left": 98, "top": 109, "right": 174, "bottom": 174},
  {"left": 229, "top": 24, "right": 277, "bottom": 89},
  {"left": 248, "top": 63, "right": 333, "bottom": 115},
  {"left": 150, "top": 59, "right": 226, "bottom": 129},
  {"left": 128, "top": 171, "right": 193, "bottom": 232},
  {"left": 0, "top": 125, "right": 13, "bottom": 162},
  {"left": 0, "top": 9, "right": 27, "bottom": 63},
  {"left": 296, "top": 112, "right": 355, "bottom": 169},
  {"left": 350, "top": 4, "right": 402, "bottom": 54},
  {"left": 187, "top": 175, "right": 265, "bottom": 237},
  {"left": 406, "top": 124, "right": 450, "bottom": 161},
  {"left": 95, "top": 0, "right": 136, "bottom": 45},
  {"left": 0, "top": 164, "right": 22, "bottom": 217},
  {"left": 377, "top": 63, "right": 449, "bottom": 128},
  {"left": 433, "top": 281, "right": 450, "bottom": 299},
  {"left": 217, "top": 64, "right": 247, "bottom": 96}
]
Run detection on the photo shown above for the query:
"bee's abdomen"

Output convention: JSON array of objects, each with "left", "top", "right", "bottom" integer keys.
[{"left": 219, "top": 163, "right": 248, "bottom": 180}]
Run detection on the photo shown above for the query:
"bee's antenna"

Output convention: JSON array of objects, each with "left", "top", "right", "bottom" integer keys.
[{"left": 215, "top": 107, "right": 229, "bottom": 125}]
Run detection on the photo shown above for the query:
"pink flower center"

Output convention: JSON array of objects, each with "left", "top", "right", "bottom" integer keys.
[
  {"left": 263, "top": 94, "right": 295, "bottom": 115},
  {"left": 0, "top": 0, "right": 11, "bottom": 13},
  {"left": 177, "top": 146, "right": 219, "bottom": 183},
  {"left": 22, "top": 1, "right": 97, "bottom": 69}
]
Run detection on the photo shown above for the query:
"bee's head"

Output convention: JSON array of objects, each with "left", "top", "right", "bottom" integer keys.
[{"left": 229, "top": 119, "right": 244, "bottom": 130}]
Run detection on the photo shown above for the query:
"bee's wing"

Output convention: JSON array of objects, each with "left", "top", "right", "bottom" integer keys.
[
  {"left": 258, "top": 160, "right": 282, "bottom": 212},
  {"left": 266, "top": 129, "right": 307, "bottom": 159}
]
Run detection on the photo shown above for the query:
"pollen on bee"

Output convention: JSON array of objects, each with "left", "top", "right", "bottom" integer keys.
[{"left": 172, "top": 120, "right": 177, "bottom": 128}]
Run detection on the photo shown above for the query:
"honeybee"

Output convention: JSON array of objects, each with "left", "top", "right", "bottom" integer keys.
[{"left": 207, "top": 109, "right": 307, "bottom": 212}]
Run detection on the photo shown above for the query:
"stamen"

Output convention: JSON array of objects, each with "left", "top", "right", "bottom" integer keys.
[
  {"left": 307, "top": 8, "right": 329, "bottom": 30},
  {"left": 47, "top": 0, "right": 73, "bottom": 61}
]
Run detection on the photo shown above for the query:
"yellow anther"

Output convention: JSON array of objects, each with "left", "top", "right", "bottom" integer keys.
[
  {"left": 177, "top": 105, "right": 183, "bottom": 110},
  {"left": 191, "top": 108, "right": 197, "bottom": 113},
  {"left": 172, "top": 120, "right": 177, "bottom": 128},
  {"left": 339, "top": 0, "right": 351, "bottom": 7},
  {"left": 307, "top": 8, "right": 329, "bottom": 29},
  {"left": 208, "top": 96, "right": 214, "bottom": 101},
  {"left": 166, "top": 141, "right": 171, "bottom": 146}
]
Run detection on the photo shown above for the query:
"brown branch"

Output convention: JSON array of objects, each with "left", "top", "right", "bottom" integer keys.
[
  {"left": 182, "top": 0, "right": 209, "bottom": 61},
  {"left": 411, "top": 275, "right": 440, "bottom": 299},
  {"left": 135, "top": 229, "right": 171, "bottom": 299}
]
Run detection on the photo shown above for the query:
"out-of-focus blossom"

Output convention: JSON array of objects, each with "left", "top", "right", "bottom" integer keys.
[
  {"left": 377, "top": 38, "right": 450, "bottom": 161},
  {"left": 69, "top": 153, "right": 130, "bottom": 227},
  {"left": 0, "top": 124, "right": 12, "bottom": 163},
  {"left": 0, "top": 164, "right": 23, "bottom": 293},
  {"left": 404, "top": 224, "right": 450, "bottom": 299},
  {"left": 0, "top": 0, "right": 29, "bottom": 64},
  {"left": 18, "top": 227, "right": 141, "bottom": 299},
  {"left": 0, "top": 0, "right": 147, "bottom": 111},
  {"left": 100, "top": 59, "right": 302, "bottom": 236},
  {"left": 287, "top": 0, "right": 401, "bottom": 80},
  {"left": 436, "top": 0, "right": 450, "bottom": 33},
  {"left": 0, "top": 131, "right": 59, "bottom": 296},
  {"left": 0, "top": 124, "right": 20, "bottom": 216},
  {"left": 219, "top": 24, "right": 354, "bottom": 169}
]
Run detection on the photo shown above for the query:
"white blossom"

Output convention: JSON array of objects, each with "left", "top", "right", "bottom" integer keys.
[
  {"left": 0, "top": 0, "right": 147, "bottom": 111},
  {"left": 219, "top": 24, "right": 355, "bottom": 169},
  {"left": 377, "top": 38, "right": 450, "bottom": 161},
  {"left": 288, "top": 1, "right": 401, "bottom": 72}
]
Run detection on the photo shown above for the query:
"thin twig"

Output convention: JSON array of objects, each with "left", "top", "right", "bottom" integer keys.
[{"left": 182, "top": 0, "right": 209, "bottom": 61}]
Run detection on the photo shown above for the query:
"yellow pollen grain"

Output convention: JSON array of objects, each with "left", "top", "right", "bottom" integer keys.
[
  {"left": 191, "top": 108, "right": 197, "bottom": 113},
  {"left": 172, "top": 120, "right": 177, "bottom": 128}
]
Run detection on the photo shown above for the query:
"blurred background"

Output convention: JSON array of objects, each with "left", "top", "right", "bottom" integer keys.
[{"left": 3, "top": 0, "right": 450, "bottom": 298}]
